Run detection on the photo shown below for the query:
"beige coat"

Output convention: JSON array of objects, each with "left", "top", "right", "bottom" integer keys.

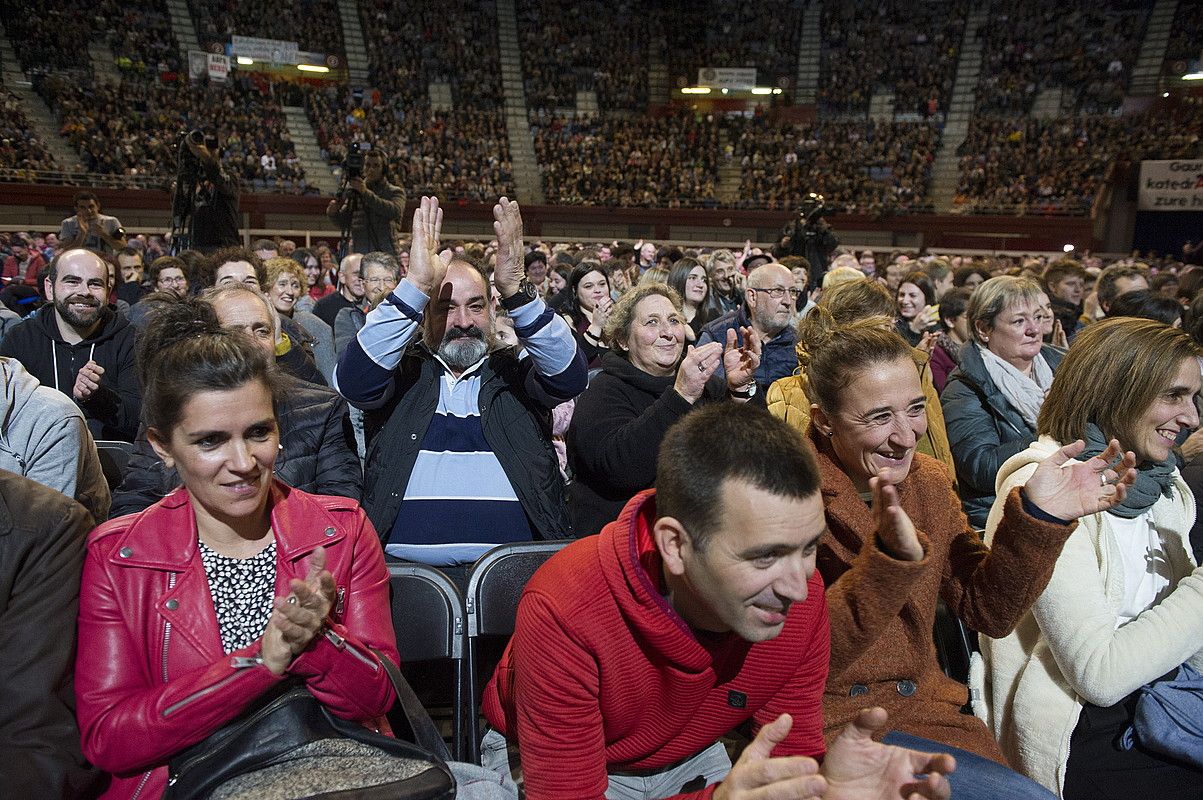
[{"left": 976, "top": 437, "right": 1203, "bottom": 796}]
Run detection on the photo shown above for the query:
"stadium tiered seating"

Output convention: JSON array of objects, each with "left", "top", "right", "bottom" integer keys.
[
  {"left": 663, "top": 0, "right": 802, "bottom": 101},
  {"left": 975, "top": 0, "right": 1150, "bottom": 115},
  {"left": 819, "top": 0, "right": 967, "bottom": 117},
  {"left": 732, "top": 117, "right": 940, "bottom": 213},
  {"left": 358, "top": 0, "right": 503, "bottom": 110},
  {"left": 35, "top": 73, "right": 307, "bottom": 192},
  {"left": 0, "top": 86, "right": 57, "bottom": 175},
  {"left": 955, "top": 106, "right": 1203, "bottom": 214},
  {"left": 517, "top": 0, "right": 651, "bottom": 111},
  {"left": 531, "top": 111, "right": 721, "bottom": 207},
  {"left": 306, "top": 86, "right": 513, "bottom": 202},
  {"left": 189, "top": 0, "right": 345, "bottom": 58}
]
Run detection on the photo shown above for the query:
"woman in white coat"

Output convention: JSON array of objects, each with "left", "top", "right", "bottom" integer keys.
[{"left": 980, "top": 317, "right": 1203, "bottom": 798}]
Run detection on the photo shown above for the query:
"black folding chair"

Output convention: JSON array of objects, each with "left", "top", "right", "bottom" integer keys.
[
  {"left": 387, "top": 563, "right": 468, "bottom": 761},
  {"left": 933, "top": 599, "right": 979, "bottom": 687},
  {"left": 94, "top": 440, "right": 133, "bottom": 490},
  {"left": 464, "top": 541, "right": 568, "bottom": 762}
]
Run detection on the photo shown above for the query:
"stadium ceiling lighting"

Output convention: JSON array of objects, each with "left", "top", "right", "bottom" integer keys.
[
  {"left": 772, "top": 88, "right": 783, "bottom": 94},
  {"left": 1183, "top": 72, "right": 1203, "bottom": 81},
  {"left": 1163, "top": 92, "right": 1171, "bottom": 97},
  {"left": 236, "top": 57, "right": 253, "bottom": 65},
  {"left": 297, "top": 64, "right": 330, "bottom": 73},
  {"left": 751, "top": 87, "right": 773, "bottom": 95},
  {"left": 681, "top": 87, "right": 711, "bottom": 94},
  {"left": 1063, "top": 244, "right": 1075, "bottom": 252},
  {"left": 721, "top": 88, "right": 729, "bottom": 94}
]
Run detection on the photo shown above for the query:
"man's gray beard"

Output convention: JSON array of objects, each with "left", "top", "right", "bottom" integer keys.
[{"left": 438, "top": 335, "right": 489, "bottom": 370}]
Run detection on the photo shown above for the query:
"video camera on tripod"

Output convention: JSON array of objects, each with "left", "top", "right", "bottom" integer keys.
[
  {"left": 169, "top": 129, "right": 219, "bottom": 254},
  {"left": 334, "top": 141, "right": 371, "bottom": 258}
]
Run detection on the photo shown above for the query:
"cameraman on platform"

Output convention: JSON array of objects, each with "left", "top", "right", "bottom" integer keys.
[
  {"left": 775, "top": 192, "right": 839, "bottom": 291},
  {"left": 183, "top": 133, "right": 240, "bottom": 253},
  {"left": 326, "top": 147, "right": 405, "bottom": 257}
]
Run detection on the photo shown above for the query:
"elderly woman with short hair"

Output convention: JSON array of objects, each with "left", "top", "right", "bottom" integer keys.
[
  {"left": 942, "top": 276, "right": 1064, "bottom": 527},
  {"left": 566, "top": 283, "right": 760, "bottom": 536}
]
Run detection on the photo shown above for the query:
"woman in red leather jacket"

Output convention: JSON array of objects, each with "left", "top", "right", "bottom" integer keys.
[{"left": 74, "top": 298, "right": 400, "bottom": 799}]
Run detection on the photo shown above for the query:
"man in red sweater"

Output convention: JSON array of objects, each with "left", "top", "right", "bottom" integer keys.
[{"left": 483, "top": 405, "right": 954, "bottom": 800}]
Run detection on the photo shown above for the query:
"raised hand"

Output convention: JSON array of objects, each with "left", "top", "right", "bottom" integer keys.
[
  {"left": 260, "top": 547, "right": 337, "bottom": 676},
  {"left": 673, "top": 341, "right": 723, "bottom": 404},
  {"left": 713, "top": 714, "right": 826, "bottom": 800},
  {"left": 587, "top": 296, "right": 613, "bottom": 339},
  {"left": 871, "top": 473, "right": 924, "bottom": 561},
  {"left": 492, "top": 196, "right": 525, "bottom": 299},
  {"left": 915, "top": 331, "right": 937, "bottom": 357},
  {"left": 723, "top": 326, "right": 761, "bottom": 393},
  {"left": 1051, "top": 319, "right": 1068, "bottom": 350},
  {"left": 822, "top": 708, "right": 955, "bottom": 800},
  {"left": 1022, "top": 438, "right": 1137, "bottom": 521},
  {"left": 406, "top": 196, "right": 444, "bottom": 296}
]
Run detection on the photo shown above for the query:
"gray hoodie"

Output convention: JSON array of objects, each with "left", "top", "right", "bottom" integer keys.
[{"left": 0, "top": 357, "right": 109, "bottom": 521}]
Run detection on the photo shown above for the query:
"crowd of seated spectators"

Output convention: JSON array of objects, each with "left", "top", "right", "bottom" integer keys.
[
  {"left": 0, "top": 0, "right": 178, "bottom": 76},
  {"left": 955, "top": 104, "right": 1203, "bottom": 214},
  {"left": 99, "top": 0, "right": 181, "bottom": 76},
  {"left": 517, "top": 0, "right": 650, "bottom": 111},
  {"left": 733, "top": 117, "right": 940, "bottom": 214},
  {"left": 1163, "top": 0, "right": 1202, "bottom": 77},
  {"left": 975, "top": 0, "right": 1149, "bottom": 115},
  {"left": 359, "top": 0, "right": 503, "bottom": 110},
  {"left": 35, "top": 73, "right": 308, "bottom": 192},
  {"left": 819, "top": 0, "right": 966, "bottom": 117},
  {"left": 662, "top": 0, "right": 802, "bottom": 102},
  {"left": 0, "top": 87, "right": 57, "bottom": 175},
  {"left": 190, "top": 0, "right": 344, "bottom": 57},
  {"left": 532, "top": 111, "right": 720, "bottom": 207},
  {"left": 307, "top": 86, "right": 513, "bottom": 202},
  {"left": 0, "top": 0, "right": 91, "bottom": 73}
]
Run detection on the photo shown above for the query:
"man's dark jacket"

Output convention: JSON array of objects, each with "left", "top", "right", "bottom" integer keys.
[
  {"left": 0, "top": 306, "right": 140, "bottom": 441},
  {"left": 0, "top": 469, "right": 102, "bottom": 798},
  {"left": 362, "top": 346, "right": 573, "bottom": 543},
  {"left": 108, "top": 378, "right": 361, "bottom": 518},
  {"left": 698, "top": 307, "right": 799, "bottom": 393},
  {"left": 327, "top": 180, "right": 406, "bottom": 256}
]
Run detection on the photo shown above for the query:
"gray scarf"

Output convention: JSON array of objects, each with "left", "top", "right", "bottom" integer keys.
[{"left": 1081, "top": 422, "right": 1175, "bottom": 519}]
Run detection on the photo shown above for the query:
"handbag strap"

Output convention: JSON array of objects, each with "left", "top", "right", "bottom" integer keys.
[{"left": 369, "top": 646, "right": 453, "bottom": 763}]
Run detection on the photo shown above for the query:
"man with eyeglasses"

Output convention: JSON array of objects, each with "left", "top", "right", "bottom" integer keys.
[
  {"left": 333, "top": 251, "right": 399, "bottom": 359},
  {"left": 698, "top": 262, "right": 800, "bottom": 395}
]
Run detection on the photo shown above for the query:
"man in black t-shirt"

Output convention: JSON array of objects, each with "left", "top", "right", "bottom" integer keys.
[{"left": 312, "top": 253, "right": 365, "bottom": 328}]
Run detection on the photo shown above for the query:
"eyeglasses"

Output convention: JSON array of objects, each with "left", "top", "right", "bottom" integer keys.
[
  {"left": 364, "top": 277, "right": 395, "bottom": 287},
  {"left": 159, "top": 276, "right": 187, "bottom": 285},
  {"left": 751, "top": 287, "right": 803, "bottom": 300}
]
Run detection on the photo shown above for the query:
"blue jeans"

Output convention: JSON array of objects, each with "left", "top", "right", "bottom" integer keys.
[{"left": 882, "top": 731, "right": 1057, "bottom": 800}]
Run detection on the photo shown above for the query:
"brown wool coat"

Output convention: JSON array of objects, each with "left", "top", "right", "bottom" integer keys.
[{"left": 811, "top": 430, "right": 1075, "bottom": 762}]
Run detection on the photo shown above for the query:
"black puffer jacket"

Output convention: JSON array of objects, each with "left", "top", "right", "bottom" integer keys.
[{"left": 109, "top": 378, "right": 360, "bottom": 518}]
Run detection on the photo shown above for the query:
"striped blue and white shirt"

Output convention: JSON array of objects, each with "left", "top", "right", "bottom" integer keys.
[{"left": 335, "top": 278, "right": 584, "bottom": 565}]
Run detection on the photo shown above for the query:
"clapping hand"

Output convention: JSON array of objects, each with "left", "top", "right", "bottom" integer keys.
[
  {"left": 723, "top": 326, "right": 761, "bottom": 394},
  {"left": 1021, "top": 439, "right": 1137, "bottom": 521},
  {"left": 822, "top": 708, "right": 954, "bottom": 800},
  {"left": 261, "top": 547, "right": 337, "bottom": 676},
  {"left": 406, "top": 196, "right": 445, "bottom": 296},
  {"left": 870, "top": 472, "right": 924, "bottom": 561},
  {"left": 587, "top": 296, "right": 614, "bottom": 339},
  {"left": 493, "top": 196, "right": 524, "bottom": 299},
  {"left": 674, "top": 341, "right": 723, "bottom": 404}
]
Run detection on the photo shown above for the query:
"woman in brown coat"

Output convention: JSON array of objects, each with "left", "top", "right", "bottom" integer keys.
[{"left": 800, "top": 310, "right": 1137, "bottom": 800}]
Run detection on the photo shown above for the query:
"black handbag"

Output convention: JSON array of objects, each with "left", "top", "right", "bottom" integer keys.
[{"left": 163, "top": 648, "right": 455, "bottom": 800}]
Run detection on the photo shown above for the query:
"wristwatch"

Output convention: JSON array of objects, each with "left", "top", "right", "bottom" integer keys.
[{"left": 500, "top": 279, "right": 538, "bottom": 311}]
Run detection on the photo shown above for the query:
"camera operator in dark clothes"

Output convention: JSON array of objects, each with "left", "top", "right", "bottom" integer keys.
[
  {"left": 776, "top": 192, "right": 839, "bottom": 292},
  {"left": 177, "top": 131, "right": 240, "bottom": 253},
  {"left": 326, "top": 145, "right": 405, "bottom": 257}
]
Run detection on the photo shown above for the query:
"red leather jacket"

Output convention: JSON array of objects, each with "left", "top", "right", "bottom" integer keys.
[{"left": 75, "top": 482, "right": 400, "bottom": 800}]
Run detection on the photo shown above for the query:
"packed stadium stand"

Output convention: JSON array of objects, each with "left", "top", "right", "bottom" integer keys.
[{"left": 0, "top": 0, "right": 1195, "bottom": 215}]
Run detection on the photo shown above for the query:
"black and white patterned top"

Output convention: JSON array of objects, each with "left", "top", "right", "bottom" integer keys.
[{"left": 199, "top": 538, "right": 278, "bottom": 654}]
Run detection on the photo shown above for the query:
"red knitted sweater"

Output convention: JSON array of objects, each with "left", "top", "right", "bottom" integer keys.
[{"left": 482, "top": 489, "right": 830, "bottom": 800}]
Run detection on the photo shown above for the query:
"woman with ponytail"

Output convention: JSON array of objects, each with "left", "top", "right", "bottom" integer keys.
[
  {"left": 799, "top": 308, "right": 1137, "bottom": 800},
  {"left": 983, "top": 317, "right": 1203, "bottom": 798}
]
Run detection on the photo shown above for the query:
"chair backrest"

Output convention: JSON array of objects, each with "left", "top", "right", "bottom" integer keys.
[
  {"left": 387, "top": 563, "right": 465, "bottom": 663},
  {"left": 95, "top": 440, "right": 134, "bottom": 490},
  {"left": 465, "top": 541, "right": 568, "bottom": 638},
  {"left": 933, "top": 599, "right": 978, "bottom": 685}
]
